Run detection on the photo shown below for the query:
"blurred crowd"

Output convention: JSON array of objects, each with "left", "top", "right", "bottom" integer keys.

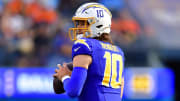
[{"left": 0, "top": 0, "right": 146, "bottom": 68}]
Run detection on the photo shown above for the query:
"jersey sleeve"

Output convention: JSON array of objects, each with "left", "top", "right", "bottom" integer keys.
[{"left": 72, "top": 39, "right": 92, "bottom": 58}]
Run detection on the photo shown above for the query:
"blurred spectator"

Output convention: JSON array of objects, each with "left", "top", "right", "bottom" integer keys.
[
  {"left": 32, "top": 22, "right": 52, "bottom": 66},
  {"left": 6, "top": 0, "right": 23, "bottom": 14},
  {"left": 111, "top": 9, "right": 140, "bottom": 46},
  {"left": 24, "top": 0, "right": 57, "bottom": 24}
]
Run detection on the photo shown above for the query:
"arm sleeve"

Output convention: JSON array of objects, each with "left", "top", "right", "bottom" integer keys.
[
  {"left": 72, "top": 39, "right": 92, "bottom": 58},
  {"left": 63, "top": 67, "right": 87, "bottom": 98}
]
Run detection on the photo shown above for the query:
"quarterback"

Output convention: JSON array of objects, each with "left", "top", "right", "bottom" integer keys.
[{"left": 53, "top": 2, "right": 125, "bottom": 101}]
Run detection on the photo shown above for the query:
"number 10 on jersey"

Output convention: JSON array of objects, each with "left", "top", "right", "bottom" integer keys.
[{"left": 102, "top": 51, "right": 123, "bottom": 88}]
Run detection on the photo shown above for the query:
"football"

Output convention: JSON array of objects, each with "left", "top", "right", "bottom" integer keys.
[
  {"left": 67, "top": 62, "right": 73, "bottom": 71},
  {"left": 53, "top": 62, "right": 73, "bottom": 94}
]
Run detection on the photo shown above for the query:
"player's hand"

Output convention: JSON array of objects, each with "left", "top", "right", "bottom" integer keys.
[{"left": 53, "top": 63, "right": 72, "bottom": 81}]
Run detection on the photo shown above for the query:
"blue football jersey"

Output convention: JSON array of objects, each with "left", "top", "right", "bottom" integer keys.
[{"left": 72, "top": 38, "right": 125, "bottom": 101}]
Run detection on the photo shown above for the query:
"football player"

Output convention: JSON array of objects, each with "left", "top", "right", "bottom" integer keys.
[{"left": 53, "top": 2, "right": 125, "bottom": 101}]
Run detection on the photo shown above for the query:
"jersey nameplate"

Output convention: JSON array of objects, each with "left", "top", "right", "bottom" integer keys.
[{"left": 100, "top": 42, "right": 119, "bottom": 52}]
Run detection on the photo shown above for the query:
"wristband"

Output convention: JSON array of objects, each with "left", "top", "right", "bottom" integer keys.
[{"left": 61, "top": 75, "right": 71, "bottom": 82}]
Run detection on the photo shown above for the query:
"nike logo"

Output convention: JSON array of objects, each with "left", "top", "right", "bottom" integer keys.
[{"left": 74, "top": 47, "right": 81, "bottom": 52}]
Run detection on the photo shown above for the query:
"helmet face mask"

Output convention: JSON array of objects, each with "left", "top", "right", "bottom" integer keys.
[
  {"left": 69, "top": 2, "right": 112, "bottom": 41},
  {"left": 69, "top": 17, "right": 95, "bottom": 41}
]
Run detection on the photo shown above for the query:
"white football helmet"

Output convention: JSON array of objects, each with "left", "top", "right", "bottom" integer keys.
[{"left": 69, "top": 2, "right": 112, "bottom": 41}]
